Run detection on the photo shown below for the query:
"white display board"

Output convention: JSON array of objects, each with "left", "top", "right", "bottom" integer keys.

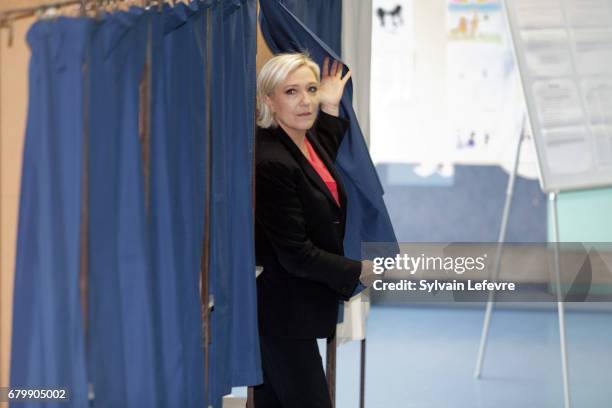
[{"left": 504, "top": 0, "right": 612, "bottom": 192}]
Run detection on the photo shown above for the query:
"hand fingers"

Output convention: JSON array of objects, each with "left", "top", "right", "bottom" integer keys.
[
  {"left": 322, "top": 57, "right": 350, "bottom": 83},
  {"left": 342, "top": 69, "right": 352, "bottom": 83},
  {"left": 322, "top": 56, "right": 330, "bottom": 78},
  {"left": 335, "top": 60, "right": 343, "bottom": 77},
  {"left": 331, "top": 59, "right": 339, "bottom": 78}
]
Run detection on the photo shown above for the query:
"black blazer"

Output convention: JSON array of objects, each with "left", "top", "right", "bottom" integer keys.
[{"left": 255, "top": 111, "right": 362, "bottom": 339}]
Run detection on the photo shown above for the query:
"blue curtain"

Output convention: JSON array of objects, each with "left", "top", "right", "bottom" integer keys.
[
  {"left": 10, "top": 17, "right": 91, "bottom": 407},
  {"left": 11, "top": 3, "right": 260, "bottom": 407},
  {"left": 87, "top": 8, "right": 162, "bottom": 407},
  {"left": 281, "top": 0, "right": 342, "bottom": 55},
  {"left": 147, "top": 3, "right": 207, "bottom": 407},
  {"left": 259, "top": 0, "right": 398, "bottom": 262},
  {"left": 208, "top": 1, "right": 262, "bottom": 407}
]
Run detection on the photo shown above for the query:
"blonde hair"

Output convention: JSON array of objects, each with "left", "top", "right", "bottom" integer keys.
[{"left": 256, "top": 53, "right": 321, "bottom": 128}]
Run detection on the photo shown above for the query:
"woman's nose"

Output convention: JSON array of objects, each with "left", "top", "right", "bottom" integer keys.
[{"left": 299, "top": 91, "right": 312, "bottom": 105}]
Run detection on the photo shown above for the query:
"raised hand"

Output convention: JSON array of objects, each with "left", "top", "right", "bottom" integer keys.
[{"left": 318, "top": 57, "right": 351, "bottom": 116}]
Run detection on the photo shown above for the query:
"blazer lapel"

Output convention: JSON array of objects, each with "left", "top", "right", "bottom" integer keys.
[{"left": 274, "top": 126, "right": 344, "bottom": 212}]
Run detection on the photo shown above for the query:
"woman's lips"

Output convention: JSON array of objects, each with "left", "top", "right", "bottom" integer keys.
[{"left": 297, "top": 112, "right": 312, "bottom": 117}]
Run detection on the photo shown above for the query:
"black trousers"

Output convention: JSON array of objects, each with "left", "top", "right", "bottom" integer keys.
[{"left": 254, "top": 335, "right": 332, "bottom": 408}]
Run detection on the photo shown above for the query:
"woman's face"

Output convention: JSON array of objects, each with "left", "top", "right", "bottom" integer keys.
[{"left": 265, "top": 66, "right": 320, "bottom": 135}]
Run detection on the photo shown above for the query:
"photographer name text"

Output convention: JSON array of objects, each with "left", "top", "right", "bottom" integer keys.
[{"left": 372, "top": 279, "right": 516, "bottom": 292}]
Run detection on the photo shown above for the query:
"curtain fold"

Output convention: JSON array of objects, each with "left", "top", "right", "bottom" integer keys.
[
  {"left": 148, "top": 3, "right": 207, "bottom": 406},
  {"left": 282, "top": 0, "right": 343, "bottom": 55},
  {"left": 88, "top": 8, "right": 162, "bottom": 407},
  {"left": 10, "top": 17, "right": 92, "bottom": 407},
  {"left": 209, "top": 1, "right": 262, "bottom": 406},
  {"left": 161, "top": 2, "right": 208, "bottom": 405}
]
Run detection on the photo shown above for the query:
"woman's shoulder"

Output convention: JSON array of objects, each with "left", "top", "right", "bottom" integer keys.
[{"left": 255, "top": 126, "right": 298, "bottom": 169}]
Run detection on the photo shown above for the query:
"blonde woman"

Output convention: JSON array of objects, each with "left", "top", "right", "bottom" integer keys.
[{"left": 254, "top": 53, "right": 376, "bottom": 407}]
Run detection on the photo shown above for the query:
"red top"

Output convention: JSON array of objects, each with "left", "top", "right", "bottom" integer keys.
[{"left": 304, "top": 138, "right": 340, "bottom": 207}]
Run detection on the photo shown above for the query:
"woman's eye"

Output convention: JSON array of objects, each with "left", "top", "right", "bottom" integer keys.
[
  {"left": 308, "top": 86, "right": 318, "bottom": 93},
  {"left": 285, "top": 89, "right": 296, "bottom": 95}
]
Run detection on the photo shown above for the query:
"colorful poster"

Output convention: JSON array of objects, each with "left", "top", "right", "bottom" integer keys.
[
  {"left": 447, "top": 0, "right": 537, "bottom": 177},
  {"left": 369, "top": 0, "right": 537, "bottom": 179}
]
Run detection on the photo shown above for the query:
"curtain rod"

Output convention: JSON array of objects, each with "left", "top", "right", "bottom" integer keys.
[
  {"left": 0, "top": 0, "right": 174, "bottom": 20},
  {"left": 0, "top": 0, "right": 83, "bottom": 16}
]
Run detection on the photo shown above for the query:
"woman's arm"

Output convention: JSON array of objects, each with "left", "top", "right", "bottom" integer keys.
[
  {"left": 256, "top": 159, "right": 361, "bottom": 300},
  {"left": 314, "top": 57, "right": 352, "bottom": 160},
  {"left": 312, "top": 111, "right": 349, "bottom": 161}
]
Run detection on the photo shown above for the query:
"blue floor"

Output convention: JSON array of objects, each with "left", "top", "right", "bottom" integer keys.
[
  {"left": 235, "top": 305, "right": 612, "bottom": 407},
  {"left": 333, "top": 305, "right": 612, "bottom": 408}
]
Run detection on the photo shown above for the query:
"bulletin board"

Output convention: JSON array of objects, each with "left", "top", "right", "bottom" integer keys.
[{"left": 505, "top": 0, "right": 612, "bottom": 192}]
